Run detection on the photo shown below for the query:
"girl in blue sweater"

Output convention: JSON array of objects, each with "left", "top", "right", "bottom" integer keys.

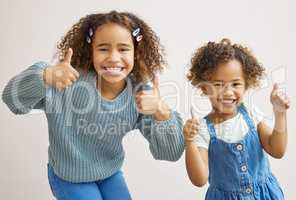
[{"left": 2, "top": 11, "right": 184, "bottom": 200}]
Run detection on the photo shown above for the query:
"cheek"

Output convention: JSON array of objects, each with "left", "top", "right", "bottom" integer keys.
[
  {"left": 92, "top": 51, "right": 102, "bottom": 64},
  {"left": 206, "top": 88, "right": 220, "bottom": 98},
  {"left": 92, "top": 58, "right": 105, "bottom": 74},
  {"left": 124, "top": 53, "right": 135, "bottom": 69},
  {"left": 235, "top": 88, "right": 246, "bottom": 98}
]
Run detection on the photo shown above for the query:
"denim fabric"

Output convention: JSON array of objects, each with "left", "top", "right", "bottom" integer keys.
[
  {"left": 204, "top": 105, "right": 284, "bottom": 200},
  {"left": 47, "top": 164, "right": 132, "bottom": 200}
]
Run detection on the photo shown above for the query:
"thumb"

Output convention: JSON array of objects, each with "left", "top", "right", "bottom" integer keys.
[
  {"left": 271, "top": 83, "right": 279, "bottom": 95},
  {"left": 63, "top": 48, "right": 73, "bottom": 64},
  {"left": 152, "top": 73, "right": 159, "bottom": 89},
  {"left": 190, "top": 106, "right": 199, "bottom": 122},
  {"left": 273, "top": 83, "right": 279, "bottom": 91}
]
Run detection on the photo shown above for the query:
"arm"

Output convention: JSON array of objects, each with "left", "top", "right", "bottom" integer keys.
[
  {"left": 135, "top": 75, "right": 184, "bottom": 161},
  {"left": 136, "top": 109, "right": 184, "bottom": 161},
  {"left": 183, "top": 115, "right": 208, "bottom": 187},
  {"left": 258, "top": 112, "right": 288, "bottom": 159},
  {"left": 258, "top": 83, "right": 289, "bottom": 159},
  {"left": 2, "top": 62, "right": 48, "bottom": 114},
  {"left": 2, "top": 49, "right": 79, "bottom": 115},
  {"left": 185, "top": 143, "right": 208, "bottom": 187}
]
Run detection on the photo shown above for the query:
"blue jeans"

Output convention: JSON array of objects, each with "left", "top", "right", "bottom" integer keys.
[{"left": 47, "top": 164, "right": 132, "bottom": 200}]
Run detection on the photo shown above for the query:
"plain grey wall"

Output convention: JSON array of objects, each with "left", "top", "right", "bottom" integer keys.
[{"left": 1, "top": 0, "right": 295, "bottom": 199}]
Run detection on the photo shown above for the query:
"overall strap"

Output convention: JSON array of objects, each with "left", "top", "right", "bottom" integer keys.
[
  {"left": 204, "top": 116, "right": 217, "bottom": 140},
  {"left": 238, "top": 104, "right": 257, "bottom": 132}
]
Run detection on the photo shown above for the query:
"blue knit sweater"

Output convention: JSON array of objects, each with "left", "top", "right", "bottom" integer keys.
[{"left": 2, "top": 62, "right": 184, "bottom": 182}]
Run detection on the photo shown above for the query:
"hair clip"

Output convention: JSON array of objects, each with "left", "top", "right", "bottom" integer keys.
[
  {"left": 89, "top": 27, "right": 94, "bottom": 37},
  {"left": 86, "top": 36, "right": 91, "bottom": 44},
  {"left": 132, "top": 28, "right": 140, "bottom": 37},
  {"left": 132, "top": 27, "right": 143, "bottom": 42},
  {"left": 136, "top": 35, "right": 143, "bottom": 42},
  {"left": 86, "top": 27, "right": 94, "bottom": 44}
]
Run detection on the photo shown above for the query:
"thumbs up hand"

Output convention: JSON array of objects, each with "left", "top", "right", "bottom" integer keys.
[
  {"left": 270, "top": 83, "right": 290, "bottom": 113},
  {"left": 135, "top": 74, "right": 171, "bottom": 120},
  {"left": 43, "top": 48, "right": 80, "bottom": 91},
  {"left": 183, "top": 106, "right": 200, "bottom": 144}
]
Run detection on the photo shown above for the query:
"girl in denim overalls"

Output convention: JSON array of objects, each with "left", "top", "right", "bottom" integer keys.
[{"left": 183, "top": 39, "right": 290, "bottom": 199}]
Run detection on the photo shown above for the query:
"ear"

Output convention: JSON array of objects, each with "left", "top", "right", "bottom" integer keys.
[{"left": 200, "top": 85, "right": 208, "bottom": 96}]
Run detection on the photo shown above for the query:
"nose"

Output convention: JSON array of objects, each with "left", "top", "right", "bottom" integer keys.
[
  {"left": 108, "top": 49, "right": 121, "bottom": 62},
  {"left": 223, "top": 84, "right": 234, "bottom": 96}
]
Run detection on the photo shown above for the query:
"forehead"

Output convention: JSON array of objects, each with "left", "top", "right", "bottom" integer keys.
[
  {"left": 93, "top": 23, "right": 133, "bottom": 45},
  {"left": 211, "top": 59, "right": 244, "bottom": 81}
]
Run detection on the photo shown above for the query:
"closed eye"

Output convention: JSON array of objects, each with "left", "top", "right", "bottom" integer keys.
[
  {"left": 233, "top": 82, "right": 243, "bottom": 87},
  {"left": 213, "top": 83, "right": 223, "bottom": 87},
  {"left": 119, "top": 48, "right": 131, "bottom": 52},
  {"left": 98, "top": 48, "right": 109, "bottom": 52}
]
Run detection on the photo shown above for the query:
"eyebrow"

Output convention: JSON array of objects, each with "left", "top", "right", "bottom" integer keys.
[
  {"left": 232, "top": 79, "right": 243, "bottom": 82},
  {"left": 118, "top": 43, "right": 132, "bottom": 47},
  {"left": 211, "top": 78, "right": 243, "bottom": 82},
  {"left": 95, "top": 43, "right": 109, "bottom": 48},
  {"left": 95, "top": 43, "right": 132, "bottom": 48}
]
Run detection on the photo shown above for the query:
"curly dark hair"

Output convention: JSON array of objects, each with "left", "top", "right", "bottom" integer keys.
[
  {"left": 55, "top": 10, "right": 166, "bottom": 83},
  {"left": 187, "top": 38, "right": 265, "bottom": 89}
]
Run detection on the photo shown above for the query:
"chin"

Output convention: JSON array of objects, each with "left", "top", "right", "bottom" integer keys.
[
  {"left": 221, "top": 110, "right": 237, "bottom": 116},
  {"left": 216, "top": 105, "right": 238, "bottom": 115},
  {"left": 101, "top": 75, "right": 127, "bottom": 84}
]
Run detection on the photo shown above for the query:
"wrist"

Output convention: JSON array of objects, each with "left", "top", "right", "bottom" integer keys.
[
  {"left": 185, "top": 140, "right": 196, "bottom": 148},
  {"left": 273, "top": 108, "right": 287, "bottom": 117},
  {"left": 43, "top": 66, "right": 52, "bottom": 85},
  {"left": 153, "top": 101, "right": 171, "bottom": 121}
]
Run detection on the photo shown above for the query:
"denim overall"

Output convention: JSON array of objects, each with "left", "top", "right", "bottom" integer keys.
[{"left": 204, "top": 105, "right": 284, "bottom": 200}]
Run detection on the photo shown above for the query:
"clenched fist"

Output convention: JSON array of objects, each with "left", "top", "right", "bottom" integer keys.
[
  {"left": 135, "top": 75, "right": 171, "bottom": 121},
  {"left": 270, "top": 83, "right": 290, "bottom": 113},
  {"left": 43, "top": 48, "right": 80, "bottom": 91},
  {"left": 183, "top": 107, "right": 200, "bottom": 144}
]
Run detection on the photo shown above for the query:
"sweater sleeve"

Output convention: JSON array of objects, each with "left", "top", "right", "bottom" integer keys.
[
  {"left": 136, "top": 110, "right": 185, "bottom": 161},
  {"left": 2, "top": 62, "right": 50, "bottom": 114}
]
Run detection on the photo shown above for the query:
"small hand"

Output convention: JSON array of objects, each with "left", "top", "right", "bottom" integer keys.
[
  {"left": 44, "top": 48, "right": 80, "bottom": 91},
  {"left": 135, "top": 75, "right": 162, "bottom": 115},
  {"left": 183, "top": 106, "right": 200, "bottom": 144},
  {"left": 270, "top": 83, "right": 290, "bottom": 113}
]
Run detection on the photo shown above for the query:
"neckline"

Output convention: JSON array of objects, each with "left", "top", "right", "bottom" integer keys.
[
  {"left": 207, "top": 103, "right": 245, "bottom": 125},
  {"left": 210, "top": 128, "right": 254, "bottom": 145},
  {"left": 206, "top": 105, "right": 257, "bottom": 144},
  {"left": 210, "top": 112, "right": 241, "bottom": 126},
  {"left": 90, "top": 71, "right": 133, "bottom": 104}
]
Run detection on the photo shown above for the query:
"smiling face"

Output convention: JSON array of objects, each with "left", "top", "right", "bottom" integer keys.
[
  {"left": 202, "top": 59, "right": 246, "bottom": 118},
  {"left": 92, "top": 23, "right": 134, "bottom": 85}
]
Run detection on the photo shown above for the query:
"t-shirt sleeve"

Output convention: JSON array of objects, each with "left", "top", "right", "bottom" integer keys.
[
  {"left": 246, "top": 104, "right": 265, "bottom": 125},
  {"left": 194, "top": 118, "right": 210, "bottom": 150}
]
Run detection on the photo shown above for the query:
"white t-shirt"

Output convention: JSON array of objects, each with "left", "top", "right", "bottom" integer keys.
[{"left": 195, "top": 105, "right": 264, "bottom": 150}]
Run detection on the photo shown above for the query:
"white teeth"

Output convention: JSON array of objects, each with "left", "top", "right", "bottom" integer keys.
[
  {"left": 103, "top": 67, "right": 123, "bottom": 72},
  {"left": 107, "top": 68, "right": 120, "bottom": 72},
  {"left": 219, "top": 99, "right": 236, "bottom": 104},
  {"left": 101, "top": 66, "right": 125, "bottom": 76},
  {"left": 223, "top": 100, "right": 234, "bottom": 103}
]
